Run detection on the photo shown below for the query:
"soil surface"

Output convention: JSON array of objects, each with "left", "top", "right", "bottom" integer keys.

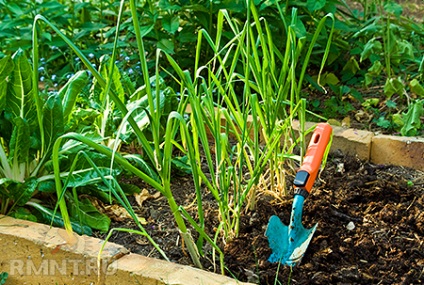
[{"left": 94, "top": 154, "right": 424, "bottom": 284}]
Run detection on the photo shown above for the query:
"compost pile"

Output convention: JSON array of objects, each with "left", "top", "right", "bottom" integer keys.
[{"left": 99, "top": 154, "right": 424, "bottom": 284}]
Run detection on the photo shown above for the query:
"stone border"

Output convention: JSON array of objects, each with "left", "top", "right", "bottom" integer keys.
[
  {"left": 292, "top": 121, "right": 424, "bottom": 171},
  {"left": 0, "top": 215, "right": 252, "bottom": 285}
]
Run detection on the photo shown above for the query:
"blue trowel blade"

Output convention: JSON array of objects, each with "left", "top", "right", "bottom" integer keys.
[
  {"left": 265, "top": 215, "right": 289, "bottom": 263},
  {"left": 265, "top": 195, "right": 318, "bottom": 266}
]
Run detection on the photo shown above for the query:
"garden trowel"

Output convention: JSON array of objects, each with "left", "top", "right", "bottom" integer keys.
[{"left": 265, "top": 123, "right": 332, "bottom": 266}]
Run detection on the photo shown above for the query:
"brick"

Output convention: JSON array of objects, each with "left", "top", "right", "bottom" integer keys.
[
  {"left": 371, "top": 135, "right": 424, "bottom": 171},
  {"left": 331, "top": 126, "right": 373, "bottom": 160},
  {"left": 106, "top": 253, "right": 253, "bottom": 285},
  {"left": 292, "top": 121, "right": 374, "bottom": 160},
  {"left": 0, "top": 215, "right": 128, "bottom": 285}
]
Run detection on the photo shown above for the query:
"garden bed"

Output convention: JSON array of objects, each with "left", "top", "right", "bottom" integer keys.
[{"left": 97, "top": 153, "right": 424, "bottom": 284}]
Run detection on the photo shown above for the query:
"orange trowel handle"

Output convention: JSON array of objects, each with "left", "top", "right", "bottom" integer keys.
[{"left": 294, "top": 123, "right": 332, "bottom": 195}]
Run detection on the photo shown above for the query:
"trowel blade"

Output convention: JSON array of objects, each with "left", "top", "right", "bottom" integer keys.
[{"left": 265, "top": 215, "right": 318, "bottom": 266}]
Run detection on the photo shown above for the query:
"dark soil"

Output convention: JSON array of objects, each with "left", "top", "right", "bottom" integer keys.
[{"left": 94, "top": 154, "right": 424, "bottom": 284}]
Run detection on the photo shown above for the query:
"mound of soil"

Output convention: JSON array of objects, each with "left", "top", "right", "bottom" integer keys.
[{"left": 96, "top": 154, "right": 423, "bottom": 284}]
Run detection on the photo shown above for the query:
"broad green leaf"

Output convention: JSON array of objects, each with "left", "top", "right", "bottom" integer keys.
[
  {"left": 58, "top": 70, "right": 89, "bottom": 121},
  {"left": 120, "top": 183, "right": 141, "bottom": 195},
  {"left": 67, "top": 195, "right": 110, "bottom": 233},
  {"left": 163, "top": 16, "right": 180, "bottom": 34},
  {"left": 6, "top": 3, "right": 24, "bottom": 16},
  {"left": 43, "top": 94, "right": 65, "bottom": 158},
  {"left": 119, "top": 91, "right": 167, "bottom": 142},
  {"left": 384, "top": 1, "right": 403, "bottom": 17},
  {"left": 63, "top": 167, "right": 120, "bottom": 189},
  {"left": 365, "top": 61, "right": 383, "bottom": 86},
  {"left": 342, "top": 57, "right": 360, "bottom": 75},
  {"left": 177, "top": 26, "right": 197, "bottom": 43},
  {"left": 67, "top": 107, "right": 100, "bottom": 132},
  {"left": 289, "top": 16, "right": 306, "bottom": 38},
  {"left": 171, "top": 156, "right": 192, "bottom": 175},
  {"left": 0, "top": 177, "right": 37, "bottom": 206},
  {"left": 139, "top": 24, "right": 155, "bottom": 37},
  {"left": 360, "top": 38, "right": 382, "bottom": 62},
  {"left": 98, "top": 56, "right": 125, "bottom": 104},
  {"left": 0, "top": 56, "right": 13, "bottom": 111},
  {"left": 158, "top": 39, "right": 175, "bottom": 55},
  {"left": 7, "top": 50, "right": 36, "bottom": 123},
  {"left": 158, "top": 0, "right": 181, "bottom": 11},
  {"left": 9, "top": 116, "right": 30, "bottom": 164},
  {"left": 392, "top": 113, "right": 404, "bottom": 127},
  {"left": 401, "top": 100, "right": 423, "bottom": 136},
  {"left": 396, "top": 40, "right": 414, "bottom": 60},
  {"left": 37, "top": 180, "right": 56, "bottom": 193},
  {"left": 306, "top": 0, "right": 326, "bottom": 12},
  {"left": 384, "top": 77, "right": 405, "bottom": 98},
  {"left": 28, "top": 202, "right": 92, "bottom": 235},
  {"left": 124, "top": 154, "right": 160, "bottom": 182},
  {"left": 410, "top": 79, "right": 424, "bottom": 97},
  {"left": 321, "top": 72, "right": 340, "bottom": 86},
  {"left": 10, "top": 206, "right": 37, "bottom": 222}
]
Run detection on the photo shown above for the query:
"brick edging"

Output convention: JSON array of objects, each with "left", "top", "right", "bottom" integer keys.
[
  {"left": 292, "top": 121, "right": 424, "bottom": 171},
  {"left": 0, "top": 215, "right": 252, "bottom": 285}
]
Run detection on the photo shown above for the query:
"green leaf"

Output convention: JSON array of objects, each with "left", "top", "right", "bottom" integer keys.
[
  {"left": 158, "top": 38, "right": 175, "bottom": 54},
  {"left": 386, "top": 100, "right": 397, "bottom": 109},
  {"left": 384, "top": 1, "right": 403, "bottom": 17},
  {"left": 162, "top": 16, "right": 179, "bottom": 34},
  {"left": 384, "top": 77, "right": 405, "bottom": 98},
  {"left": 28, "top": 202, "right": 92, "bottom": 235},
  {"left": 171, "top": 156, "right": 192, "bottom": 175},
  {"left": 43, "top": 94, "right": 65, "bottom": 159},
  {"left": 0, "top": 272, "right": 8, "bottom": 285},
  {"left": 342, "top": 57, "right": 360, "bottom": 75},
  {"left": 306, "top": 0, "right": 326, "bottom": 12},
  {"left": 392, "top": 113, "right": 404, "bottom": 127},
  {"left": 98, "top": 56, "right": 125, "bottom": 104},
  {"left": 0, "top": 56, "right": 13, "bottom": 111},
  {"left": 365, "top": 61, "right": 383, "bottom": 86},
  {"left": 120, "top": 183, "right": 141, "bottom": 195},
  {"left": 177, "top": 26, "right": 197, "bottom": 43},
  {"left": 10, "top": 206, "right": 38, "bottom": 222},
  {"left": 360, "top": 38, "right": 382, "bottom": 62},
  {"left": 401, "top": 100, "right": 423, "bottom": 136},
  {"left": 37, "top": 180, "right": 56, "bottom": 193},
  {"left": 0, "top": 177, "right": 37, "bottom": 206},
  {"left": 362, "top": 98, "right": 379, "bottom": 108},
  {"left": 64, "top": 167, "right": 121, "bottom": 189},
  {"left": 375, "top": 116, "right": 391, "bottom": 129},
  {"left": 409, "top": 79, "right": 424, "bottom": 97},
  {"left": 9, "top": 116, "right": 30, "bottom": 164},
  {"left": 58, "top": 70, "right": 89, "bottom": 121},
  {"left": 67, "top": 195, "right": 110, "bottom": 233},
  {"left": 321, "top": 72, "right": 339, "bottom": 86},
  {"left": 124, "top": 154, "right": 160, "bottom": 182},
  {"left": 7, "top": 49, "right": 36, "bottom": 123},
  {"left": 119, "top": 92, "right": 167, "bottom": 142}
]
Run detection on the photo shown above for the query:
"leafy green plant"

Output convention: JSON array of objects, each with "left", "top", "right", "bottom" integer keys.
[
  {"left": 0, "top": 48, "right": 116, "bottom": 235},
  {"left": 0, "top": 50, "right": 65, "bottom": 214},
  {"left": 0, "top": 272, "right": 7, "bottom": 285}
]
